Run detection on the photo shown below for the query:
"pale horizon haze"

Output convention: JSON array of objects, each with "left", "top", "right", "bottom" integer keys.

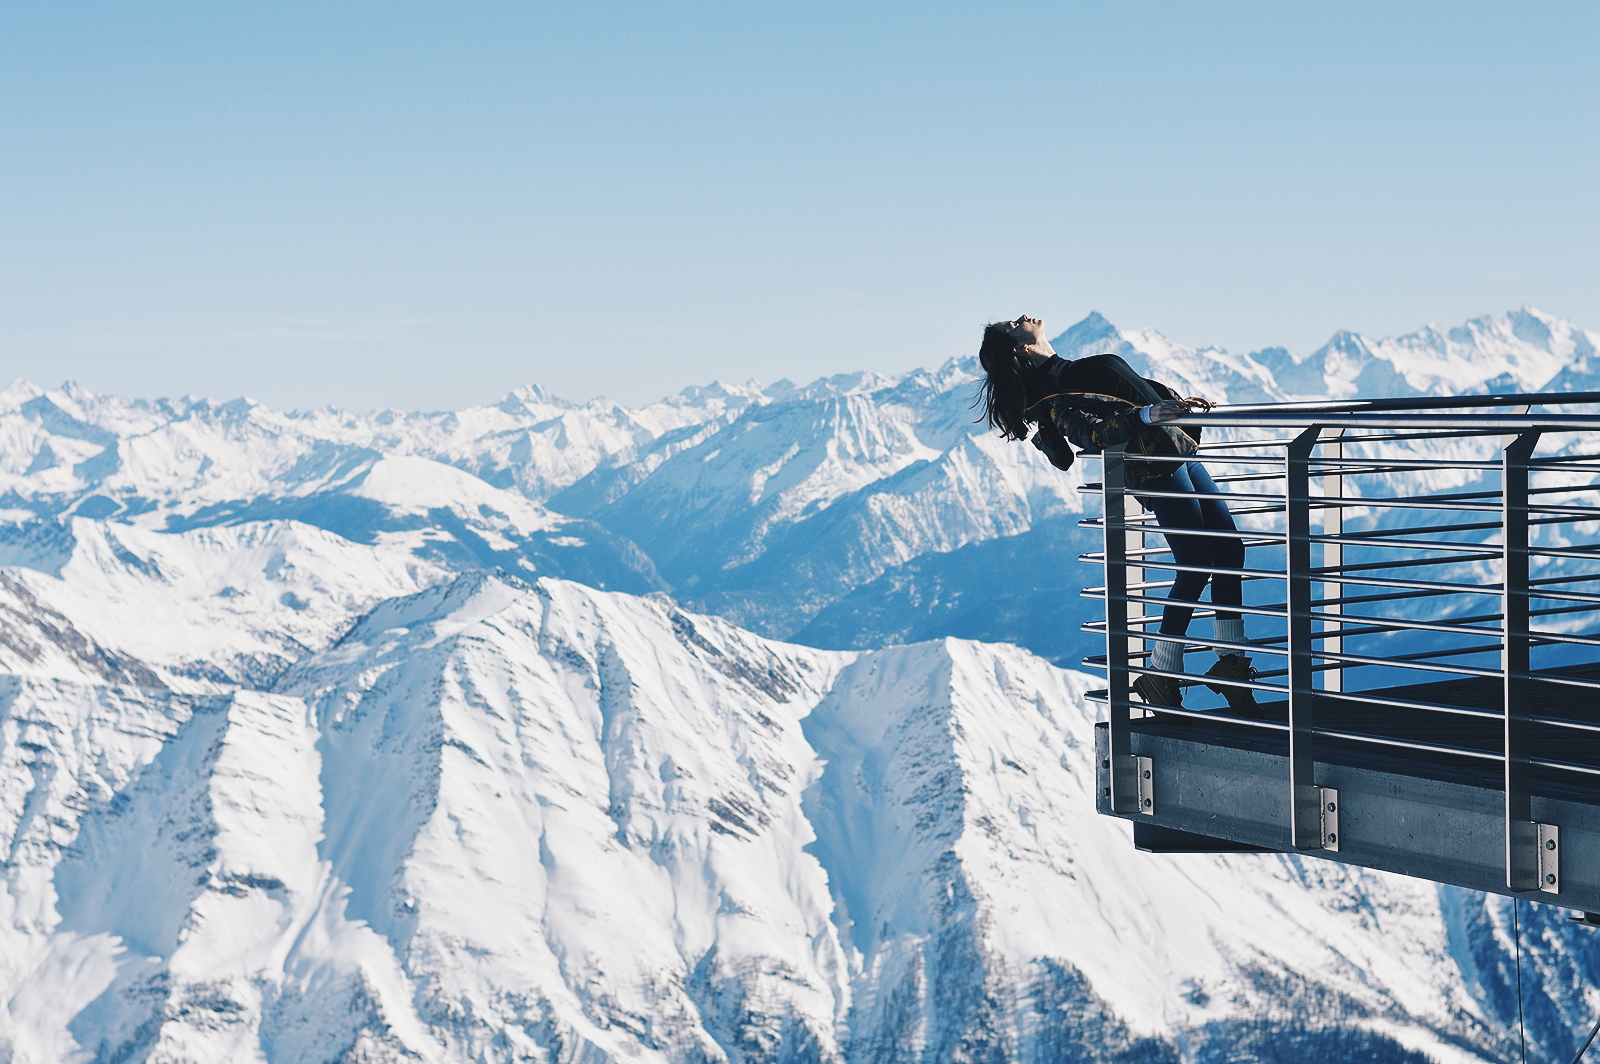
[{"left": 3, "top": 2, "right": 1597, "bottom": 411}]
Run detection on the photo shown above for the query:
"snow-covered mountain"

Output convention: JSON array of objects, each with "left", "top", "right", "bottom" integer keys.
[
  {"left": 563, "top": 307, "right": 1600, "bottom": 653},
  {"left": 3, "top": 306, "right": 1600, "bottom": 1062},
  {"left": 1261, "top": 308, "right": 1600, "bottom": 399},
  {"left": 3, "top": 307, "right": 1594, "bottom": 661},
  {"left": 2, "top": 537, "right": 1595, "bottom": 1063},
  {"left": 0, "top": 378, "right": 772, "bottom": 602}
]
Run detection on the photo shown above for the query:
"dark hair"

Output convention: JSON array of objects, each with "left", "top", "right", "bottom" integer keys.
[{"left": 974, "top": 323, "right": 1033, "bottom": 441}]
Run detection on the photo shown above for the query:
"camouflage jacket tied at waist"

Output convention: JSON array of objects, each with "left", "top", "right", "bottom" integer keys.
[{"left": 1026, "top": 391, "right": 1199, "bottom": 489}]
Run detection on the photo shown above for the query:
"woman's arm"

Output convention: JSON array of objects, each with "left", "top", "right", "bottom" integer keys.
[
  {"left": 1057, "top": 404, "right": 1148, "bottom": 452},
  {"left": 1052, "top": 396, "right": 1209, "bottom": 451}
]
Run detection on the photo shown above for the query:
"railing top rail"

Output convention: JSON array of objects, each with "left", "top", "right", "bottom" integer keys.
[
  {"left": 1166, "top": 412, "right": 1600, "bottom": 432},
  {"left": 1194, "top": 390, "right": 1600, "bottom": 416}
]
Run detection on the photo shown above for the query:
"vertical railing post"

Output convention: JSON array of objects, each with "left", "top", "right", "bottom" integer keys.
[
  {"left": 1504, "top": 430, "right": 1541, "bottom": 891},
  {"left": 1287, "top": 427, "right": 1322, "bottom": 848},
  {"left": 1103, "top": 444, "right": 1138, "bottom": 812},
  {"left": 1127, "top": 510, "right": 1148, "bottom": 719},
  {"left": 1322, "top": 431, "right": 1344, "bottom": 695}
]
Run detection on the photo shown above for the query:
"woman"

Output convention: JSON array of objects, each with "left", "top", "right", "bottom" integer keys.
[{"left": 976, "top": 315, "right": 1258, "bottom": 715}]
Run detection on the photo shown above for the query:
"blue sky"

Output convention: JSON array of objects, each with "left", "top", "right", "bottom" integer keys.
[{"left": 3, "top": 2, "right": 1597, "bottom": 410}]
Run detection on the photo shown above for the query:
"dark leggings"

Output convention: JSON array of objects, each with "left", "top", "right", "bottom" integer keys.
[{"left": 1138, "top": 460, "right": 1243, "bottom": 637}]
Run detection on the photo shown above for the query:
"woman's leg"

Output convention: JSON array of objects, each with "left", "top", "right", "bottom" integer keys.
[
  {"left": 1177, "top": 460, "right": 1259, "bottom": 713},
  {"left": 1139, "top": 460, "right": 1258, "bottom": 713},
  {"left": 1128, "top": 464, "right": 1210, "bottom": 707},
  {"left": 1182, "top": 460, "right": 1244, "bottom": 621},
  {"left": 1190, "top": 457, "right": 1248, "bottom": 614},
  {"left": 1140, "top": 462, "right": 1213, "bottom": 640}
]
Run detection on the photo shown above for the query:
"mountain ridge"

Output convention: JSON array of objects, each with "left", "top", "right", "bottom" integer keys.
[
  {"left": 3, "top": 306, "right": 1597, "bottom": 664},
  {"left": 0, "top": 553, "right": 1570, "bottom": 1062},
  {"left": 3, "top": 305, "right": 1600, "bottom": 1060}
]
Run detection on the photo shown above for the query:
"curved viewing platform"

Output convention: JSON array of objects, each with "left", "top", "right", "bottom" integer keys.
[{"left": 1084, "top": 390, "right": 1600, "bottom": 906}]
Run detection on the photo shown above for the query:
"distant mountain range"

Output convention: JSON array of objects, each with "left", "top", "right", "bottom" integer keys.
[
  {"left": 2, "top": 307, "right": 1599, "bottom": 1062},
  {"left": 6, "top": 306, "right": 1593, "bottom": 665}
]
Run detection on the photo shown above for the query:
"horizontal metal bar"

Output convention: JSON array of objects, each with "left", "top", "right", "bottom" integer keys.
[
  {"left": 1199, "top": 390, "right": 1600, "bottom": 415},
  {"left": 1532, "top": 602, "right": 1600, "bottom": 619},
  {"left": 1521, "top": 629, "right": 1600, "bottom": 649},
  {"left": 1313, "top": 689, "right": 1491, "bottom": 722},
  {"left": 1089, "top": 559, "right": 1600, "bottom": 609},
  {"left": 1088, "top": 616, "right": 1599, "bottom": 668},
  {"left": 1079, "top": 537, "right": 1286, "bottom": 558},
  {"left": 1304, "top": 650, "right": 1600, "bottom": 691},
  {"left": 1084, "top": 692, "right": 1287, "bottom": 729},
  {"left": 1309, "top": 551, "right": 1506, "bottom": 577},
  {"left": 1293, "top": 648, "right": 1505, "bottom": 681},
  {"left": 1104, "top": 663, "right": 1285, "bottom": 692},
  {"left": 1533, "top": 451, "right": 1600, "bottom": 463},
  {"left": 1294, "top": 429, "right": 1524, "bottom": 445},
  {"left": 1084, "top": 427, "right": 1572, "bottom": 451},
  {"left": 1083, "top": 554, "right": 1486, "bottom": 588},
  {"left": 1310, "top": 726, "right": 1504, "bottom": 763},
  {"left": 1336, "top": 519, "right": 1502, "bottom": 540},
  {"left": 1104, "top": 615, "right": 1532, "bottom": 657},
  {"left": 1532, "top": 756, "right": 1600, "bottom": 779},
  {"left": 1339, "top": 640, "right": 1511, "bottom": 666},
  {"left": 1302, "top": 608, "right": 1504, "bottom": 640},
  {"left": 1323, "top": 583, "right": 1600, "bottom": 607},
  {"left": 1312, "top": 534, "right": 1600, "bottom": 559},
  {"left": 1314, "top": 495, "right": 1502, "bottom": 513},
  {"left": 1100, "top": 601, "right": 1296, "bottom": 628},
  {"left": 1172, "top": 413, "right": 1600, "bottom": 430},
  {"left": 1305, "top": 687, "right": 1600, "bottom": 736},
  {"left": 1533, "top": 573, "right": 1600, "bottom": 587},
  {"left": 1080, "top": 489, "right": 1600, "bottom": 520},
  {"left": 1311, "top": 456, "right": 1502, "bottom": 472},
  {"left": 1316, "top": 586, "right": 1465, "bottom": 608}
]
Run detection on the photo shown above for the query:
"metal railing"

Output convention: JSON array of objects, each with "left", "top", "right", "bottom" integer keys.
[{"left": 1080, "top": 391, "right": 1600, "bottom": 889}]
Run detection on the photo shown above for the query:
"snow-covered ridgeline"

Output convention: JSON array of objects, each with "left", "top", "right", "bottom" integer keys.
[
  {"left": 3, "top": 306, "right": 1593, "bottom": 527},
  {"left": 1, "top": 307, "right": 1596, "bottom": 648},
  {"left": 0, "top": 546, "right": 1573, "bottom": 1062}
]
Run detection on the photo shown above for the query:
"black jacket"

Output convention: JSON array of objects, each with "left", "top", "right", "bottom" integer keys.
[{"left": 1021, "top": 354, "right": 1199, "bottom": 485}]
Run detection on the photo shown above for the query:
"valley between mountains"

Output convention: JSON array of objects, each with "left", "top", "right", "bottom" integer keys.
[{"left": 2, "top": 308, "right": 1600, "bottom": 1063}]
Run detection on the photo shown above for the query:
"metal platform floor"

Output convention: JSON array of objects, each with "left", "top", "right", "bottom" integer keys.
[
  {"left": 1095, "top": 663, "right": 1600, "bottom": 908},
  {"left": 1136, "top": 661, "right": 1600, "bottom": 802}
]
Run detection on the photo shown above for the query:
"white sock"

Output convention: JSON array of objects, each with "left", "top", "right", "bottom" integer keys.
[
  {"left": 1149, "top": 639, "right": 1184, "bottom": 674},
  {"left": 1213, "top": 617, "right": 1245, "bottom": 657}
]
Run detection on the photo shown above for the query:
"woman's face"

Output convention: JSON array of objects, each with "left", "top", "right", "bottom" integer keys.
[{"left": 1002, "top": 316, "right": 1052, "bottom": 356}]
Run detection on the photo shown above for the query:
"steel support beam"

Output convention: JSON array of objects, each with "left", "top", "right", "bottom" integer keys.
[
  {"left": 1504, "top": 430, "right": 1541, "bottom": 891},
  {"left": 1287, "top": 427, "right": 1322, "bottom": 848},
  {"left": 1103, "top": 444, "right": 1138, "bottom": 812},
  {"left": 1322, "top": 431, "right": 1344, "bottom": 695},
  {"left": 1127, "top": 511, "right": 1149, "bottom": 720}
]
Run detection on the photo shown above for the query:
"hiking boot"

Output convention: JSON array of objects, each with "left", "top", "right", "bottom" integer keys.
[
  {"left": 1204, "top": 654, "right": 1260, "bottom": 717},
  {"left": 1132, "top": 672, "right": 1183, "bottom": 709}
]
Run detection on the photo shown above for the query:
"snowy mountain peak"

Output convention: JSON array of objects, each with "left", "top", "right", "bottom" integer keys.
[
  {"left": 1274, "top": 306, "right": 1600, "bottom": 399},
  {"left": 1040, "top": 306, "right": 1600, "bottom": 403}
]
